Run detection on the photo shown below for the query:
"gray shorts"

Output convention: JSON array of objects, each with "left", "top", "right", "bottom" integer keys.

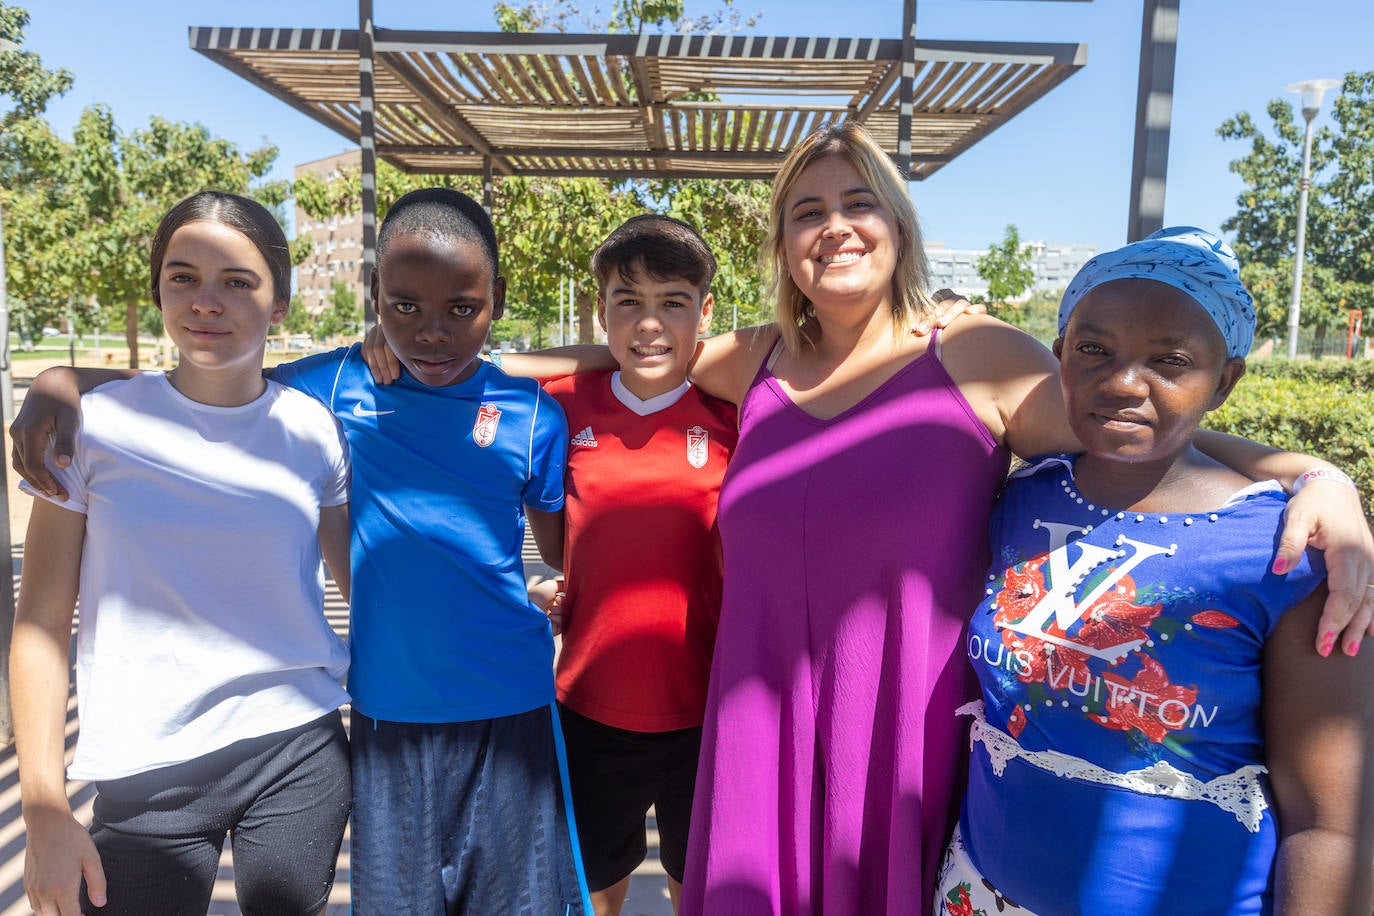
[
  {"left": 82, "top": 710, "right": 349, "bottom": 916},
  {"left": 349, "top": 705, "right": 590, "bottom": 915}
]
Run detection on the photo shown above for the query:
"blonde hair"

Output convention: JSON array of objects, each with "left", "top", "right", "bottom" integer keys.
[{"left": 765, "top": 121, "right": 935, "bottom": 354}]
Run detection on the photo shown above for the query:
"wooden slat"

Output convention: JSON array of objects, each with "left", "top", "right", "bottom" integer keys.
[{"left": 565, "top": 55, "right": 601, "bottom": 105}]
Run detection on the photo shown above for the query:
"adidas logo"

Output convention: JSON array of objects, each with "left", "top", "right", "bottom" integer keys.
[{"left": 571, "top": 426, "right": 599, "bottom": 447}]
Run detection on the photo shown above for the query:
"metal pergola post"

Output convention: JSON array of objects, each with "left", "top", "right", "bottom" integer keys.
[
  {"left": 897, "top": 0, "right": 917, "bottom": 178},
  {"left": 0, "top": 198, "right": 15, "bottom": 745},
  {"left": 358, "top": 0, "right": 379, "bottom": 330},
  {"left": 1127, "top": 0, "right": 1178, "bottom": 242}
]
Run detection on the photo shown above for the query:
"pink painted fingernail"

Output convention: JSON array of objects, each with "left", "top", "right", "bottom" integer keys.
[
  {"left": 1320, "top": 632, "right": 1336, "bottom": 657},
  {"left": 1345, "top": 638, "right": 1361, "bottom": 657},
  {"left": 1271, "top": 557, "right": 1289, "bottom": 575}
]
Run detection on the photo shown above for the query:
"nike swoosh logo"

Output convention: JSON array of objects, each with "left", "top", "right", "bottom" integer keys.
[{"left": 352, "top": 402, "right": 395, "bottom": 418}]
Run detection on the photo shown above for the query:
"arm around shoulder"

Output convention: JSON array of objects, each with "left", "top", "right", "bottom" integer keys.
[
  {"left": 1196, "top": 427, "right": 1374, "bottom": 655},
  {"left": 501, "top": 346, "right": 617, "bottom": 381},
  {"left": 526, "top": 507, "right": 564, "bottom": 573},
  {"left": 1264, "top": 583, "right": 1374, "bottom": 915},
  {"left": 318, "top": 503, "right": 351, "bottom": 603},
  {"left": 688, "top": 324, "right": 779, "bottom": 407},
  {"left": 936, "top": 314, "right": 1075, "bottom": 457},
  {"left": 11, "top": 366, "right": 135, "bottom": 500}
]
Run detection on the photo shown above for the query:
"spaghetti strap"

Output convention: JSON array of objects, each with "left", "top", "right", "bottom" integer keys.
[{"left": 751, "top": 336, "right": 785, "bottom": 384}]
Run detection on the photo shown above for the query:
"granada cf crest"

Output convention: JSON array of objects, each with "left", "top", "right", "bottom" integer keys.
[
  {"left": 473, "top": 403, "right": 502, "bottom": 448},
  {"left": 686, "top": 425, "right": 709, "bottom": 469}
]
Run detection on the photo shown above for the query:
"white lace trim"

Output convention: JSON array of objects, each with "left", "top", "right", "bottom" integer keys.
[{"left": 958, "top": 700, "right": 1270, "bottom": 833}]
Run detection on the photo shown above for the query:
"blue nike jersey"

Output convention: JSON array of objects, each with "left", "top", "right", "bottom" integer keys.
[{"left": 273, "top": 346, "right": 567, "bottom": 722}]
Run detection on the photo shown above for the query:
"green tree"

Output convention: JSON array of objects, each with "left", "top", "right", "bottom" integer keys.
[
  {"left": 994, "top": 286, "right": 1061, "bottom": 347},
  {"left": 0, "top": 3, "right": 72, "bottom": 131},
  {"left": 279, "top": 296, "right": 313, "bottom": 335},
  {"left": 314, "top": 280, "right": 363, "bottom": 340},
  {"left": 975, "top": 224, "right": 1035, "bottom": 310},
  {"left": 1218, "top": 70, "right": 1374, "bottom": 344},
  {"left": 3, "top": 104, "right": 288, "bottom": 366},
  {"left": 0, "top": 3, "right": 75, "bottom": 351},
  {"left": 493, "top": 0, "right": 756, "bottom": 34}
]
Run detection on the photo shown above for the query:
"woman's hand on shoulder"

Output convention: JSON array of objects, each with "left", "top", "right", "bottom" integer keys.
[
  {"left": 1276, "top": 479, "right": 1374, "bottom": 656},
  {"left": 914, "top": 290, "right": 987, "bottom": 335}
]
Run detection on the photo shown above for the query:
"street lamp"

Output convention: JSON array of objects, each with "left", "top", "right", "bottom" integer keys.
[{"left": 1284, "top": 78, "right": 1341, "bottom": 359}]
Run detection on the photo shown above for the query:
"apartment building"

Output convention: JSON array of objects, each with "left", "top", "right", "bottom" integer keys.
[
  {"left": 293, "top": 150, "right": 366, "bottom": 315},
  {"left": 926, "top": 239, "right": 1096, "bottom": 300}
]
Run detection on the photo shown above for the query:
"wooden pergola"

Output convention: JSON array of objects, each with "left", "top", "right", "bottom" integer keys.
[
  {"left": 188, "top": 24, "right": 1087, "bottom": 183},
  {"left": 185, "top": 2, "right": 1090, "bottom": 336}
]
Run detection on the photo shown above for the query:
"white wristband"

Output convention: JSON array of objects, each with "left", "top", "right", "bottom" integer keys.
[{"left": 1292, "top": 467, "right": 1357, "bottom": 495}]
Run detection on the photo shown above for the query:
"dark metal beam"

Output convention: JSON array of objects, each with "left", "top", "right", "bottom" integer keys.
[
  {"left": 898, "top": 0, "right": 917, "bottom": 176},
  {"left": 358, "top": 0, "right": 378, "bottom": 331},
  {"left": 1127, "top": 0, "right": 1178, "bottom": 241}
]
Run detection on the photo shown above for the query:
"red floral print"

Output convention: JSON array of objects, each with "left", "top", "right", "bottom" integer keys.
[
  {"left": 1092, "top": 655, "right": 1198, "bottom": 743},
  {"left": 1007, "top": 704, "right": 1028, "bottom": 739},
  {"left": 1076, "top": 575, "right": 1162, "bottom": 655},
  {"left": 1190, "top": 610, "right": 1240, "bottom": 629},
  {"left": 944, "top": 884, "right": 976, "bottom": 916},
  {"left": 992, "top": 559, "right": 1048, "bottom": 629}
]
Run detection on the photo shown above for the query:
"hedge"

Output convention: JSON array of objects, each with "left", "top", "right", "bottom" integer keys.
[
  {"left": 1206, "top": 372, "right": 1374, "bottom": 521},
  {"left": 1243, "top": 358, "right": 1374, "bottom": 390}
]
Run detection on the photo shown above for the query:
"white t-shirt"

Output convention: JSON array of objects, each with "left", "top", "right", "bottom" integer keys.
[{"left": 24, "top": 373, "right": 351, "bottom": 780}]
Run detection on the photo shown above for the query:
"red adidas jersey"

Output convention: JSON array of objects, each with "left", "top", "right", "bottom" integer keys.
[{"left": 544, "top": 370, "right": 737, "bottom": 732}]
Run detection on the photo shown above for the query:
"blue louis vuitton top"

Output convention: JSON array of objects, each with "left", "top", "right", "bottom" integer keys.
[{"left": 959, "top": 455, "right": 1325, "bottom": 916}]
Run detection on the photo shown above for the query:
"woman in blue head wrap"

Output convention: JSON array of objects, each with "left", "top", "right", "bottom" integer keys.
[{"left": 935, "top": 228, "right": 1374, "bottom": 916}]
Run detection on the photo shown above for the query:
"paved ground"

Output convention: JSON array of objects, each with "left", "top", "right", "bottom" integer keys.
[{"left": 0, "top": 357, "right": 677, "bottom": 915}]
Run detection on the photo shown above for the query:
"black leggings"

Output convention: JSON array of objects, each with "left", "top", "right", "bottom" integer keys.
[{"left": 82, "top": 711, "right": 349, "bottom": 916}]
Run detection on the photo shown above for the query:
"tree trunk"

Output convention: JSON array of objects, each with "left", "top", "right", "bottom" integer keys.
[
  {"left": 1313, "top": 324, "right": 1327, "bottom": 359},
  {"left": 577, "top": 291, "right": 595, "bottom": 344},
  {"left": 125, "top": 300, "right": 139, "bottom": 368}
]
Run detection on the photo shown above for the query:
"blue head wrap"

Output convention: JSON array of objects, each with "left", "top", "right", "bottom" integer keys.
[{"left": 1058, "top": 227, "right": 1255, "bottom": 358}]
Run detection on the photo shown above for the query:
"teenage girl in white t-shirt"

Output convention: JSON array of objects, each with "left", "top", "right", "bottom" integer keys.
[{"left": 12, "top": 191, "right": 353, "bottom": 916}]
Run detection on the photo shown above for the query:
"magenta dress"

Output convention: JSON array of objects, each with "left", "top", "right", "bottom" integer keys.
[{"left": 681, "top": 333, "right": 1009, "bottom": 915}]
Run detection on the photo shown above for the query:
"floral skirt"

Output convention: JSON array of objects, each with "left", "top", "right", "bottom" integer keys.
[{"left": 932, "top": 823, "right": 1039, "bottom": 916}]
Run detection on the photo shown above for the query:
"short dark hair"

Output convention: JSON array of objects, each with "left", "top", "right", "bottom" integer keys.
[
  {"left": 149, "top": 191, "right": 291, "bottom": 306},
  {"left": 590, "top": 214, "right": 717, "bottom": 296},
  {"left": 378, "top": 187, "right": 500, "bottom": 280}
]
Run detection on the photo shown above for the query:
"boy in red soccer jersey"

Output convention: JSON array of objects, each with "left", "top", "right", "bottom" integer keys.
[{"left": 532, "top": 215, "right": 736, "bottom": 915}]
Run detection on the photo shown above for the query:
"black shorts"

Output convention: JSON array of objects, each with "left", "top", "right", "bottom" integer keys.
[
  {"left": 83, "top": 710, "right": 349, "bottom": 916},
  {"left": 558, "top": 702, "right": 702, "bottom": 889}
]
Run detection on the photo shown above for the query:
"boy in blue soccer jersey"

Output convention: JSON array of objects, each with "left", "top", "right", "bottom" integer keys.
[{"left": 14, "top": 189, "right": 590, "bottom": 915}]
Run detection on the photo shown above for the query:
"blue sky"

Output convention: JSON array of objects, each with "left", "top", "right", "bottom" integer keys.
[{"left": 21, "top": 0, "right": 1374, "bottom": 254}]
